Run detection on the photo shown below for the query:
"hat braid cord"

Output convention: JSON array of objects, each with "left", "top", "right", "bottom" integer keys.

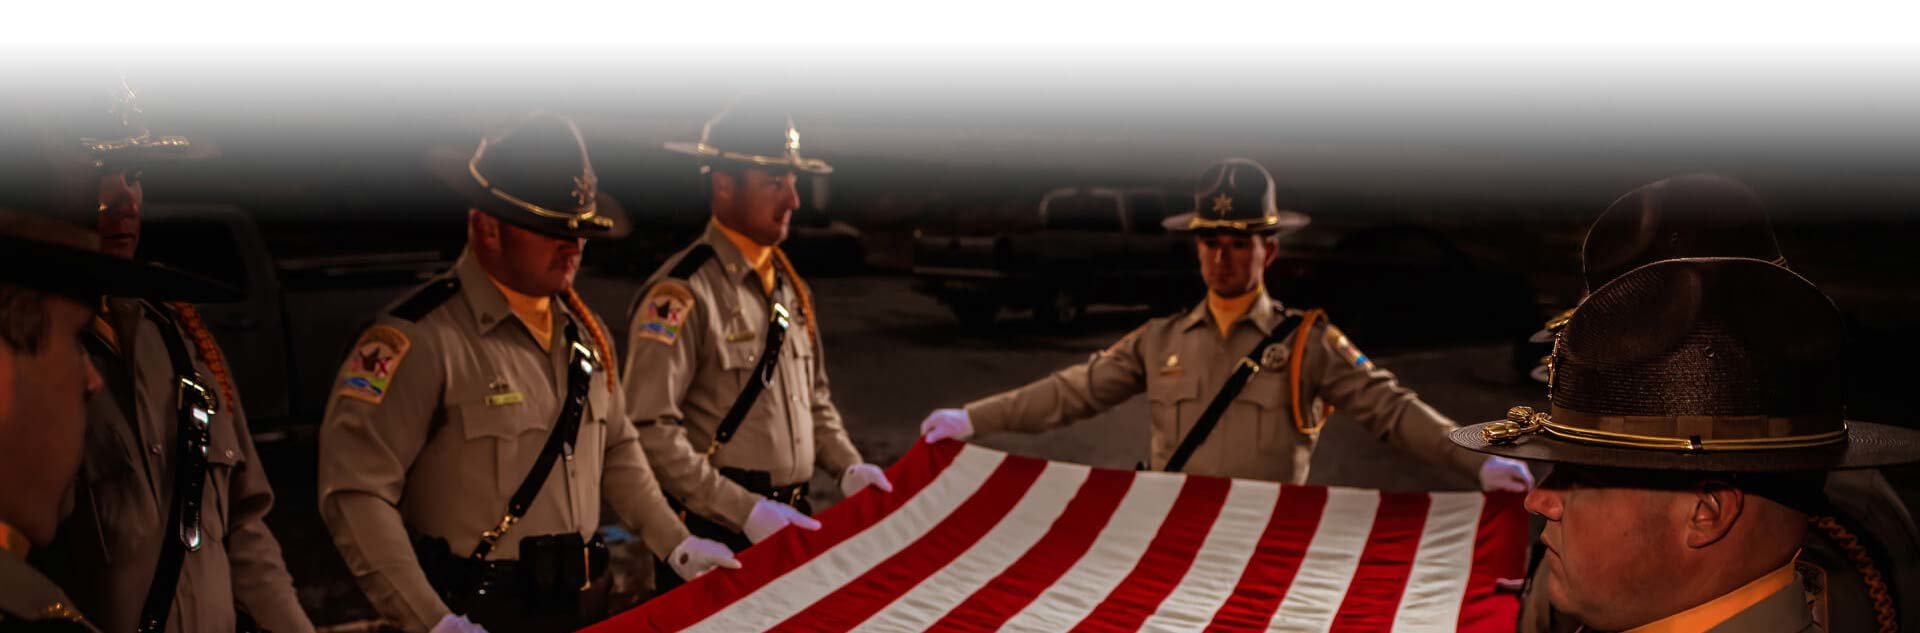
[
  {"left": 563, "top": 288, "right": 618, "bottom": 389},
  {"left": 1810, "top": 515, "right": 1898, "bottom": 633},
  {"left": 164, "top": 302, "right": 238, "bottom": 408}
]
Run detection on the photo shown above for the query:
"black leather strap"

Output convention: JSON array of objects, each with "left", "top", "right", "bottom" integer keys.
[
  {"left": 136, "top": 304, "right": 218, "bottom": 633},
  {"left": 1162, "top": 313, "right": 1306, "bottom": 473},
  {"left": 712, "top": 300, "right": 791, "bottom": 446},
  {"left": 469, "top": 323, "right": 592, "bottom": 562}
]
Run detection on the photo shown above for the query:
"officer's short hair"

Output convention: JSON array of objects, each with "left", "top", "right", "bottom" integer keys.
[{"left": 0, "top": 283, "right": 49, "bottom": 355}]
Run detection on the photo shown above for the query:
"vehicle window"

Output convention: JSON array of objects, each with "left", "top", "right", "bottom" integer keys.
[
  {"left": 138, "top": 218, "right": 247, "bottom": 289},
  {"left": 1045, "top": 194, "right": 1121, "bottom": 231},
  {"left": 1126, "top": 194, "right": 1168, "bottom": 233}
]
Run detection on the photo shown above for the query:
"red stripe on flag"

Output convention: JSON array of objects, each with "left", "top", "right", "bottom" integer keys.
[
  {"left": 930, "top": 468, "right": 1136, "bottom": 632},
  {"left": 1071, "top": 475, "right": 1233, "bottom": 632},
  {"left": 1456, "top": 491, "right": 1528, "bottom": 633},
  {"left": 585, "top": 440, "right": 969, "bottom": 633},
  {"left": 1328, "top": 491, "right": 1433, "bottom": 632},
  {"left": 1206, "top": 484, "right": 1332, "bottom": 631},
  {"left": 771, "top": 454, "right": 1050, "bottom": 631}
]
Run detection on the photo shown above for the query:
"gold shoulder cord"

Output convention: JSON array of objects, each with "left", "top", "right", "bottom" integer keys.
[{"left": 1810, "top": 515, "right": 1898, "bottom": 633}]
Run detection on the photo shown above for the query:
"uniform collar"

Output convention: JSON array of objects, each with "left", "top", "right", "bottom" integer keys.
[
  {"left": 0, "top": 547, "right": 85, "bottom": 625},
  {"left": 703, "top": 221, "right": 783, "bottom": 292},
  {"left": 1622, "top": 564, "right": 1807, "bottom": 633},
  {"left": 1181, "top": 289, "right": 1285, "bottom": 335},
  {"left": 455, "top": 251, "right": 516, "bottom": 335}
]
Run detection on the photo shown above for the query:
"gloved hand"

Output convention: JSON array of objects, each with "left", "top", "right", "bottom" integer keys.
[
  {"left": 919, "top": 408, "right": 974, "bottom": 444},
  {"left": 430, "top": 614, "right": 488, "bottom": 633},
  {"left": 667, "top": 535, "right": 741, "bottom": 580},
  {"left": 1479, "top": 456, "right": 1536, "bottom": 492},
  {"left": 743, "top": 498, "right": 822, "bottom": 543},
  {"left": 840, "top": 463, "right": 895, "bottom": 497}
]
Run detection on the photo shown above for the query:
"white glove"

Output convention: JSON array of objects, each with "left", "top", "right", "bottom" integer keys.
[
  {"left": 667, "top": 535, "right": 742, "bottom": 580},
  {"left": 430, "top": 614, "right": 488, "bottom": 633},
  {"left": 840, "top": 463, "right": 895, "bottom": 497},
  {"left": 743, "top": 498, "right": 822, "bottom": 543},
  {"left": 1479, "top": 457, "right": 1536, "bottom": 492},
  {"left": 920, "top": 408, "right": 974, "bottom": 443}
]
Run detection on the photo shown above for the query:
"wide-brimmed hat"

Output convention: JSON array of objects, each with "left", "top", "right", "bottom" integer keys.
[
  {"left": 38, "top": 76, "right": 221, "bottom": 169},
  {"left": 1523, "top": 174, "right": 1787, "bottom": 377},
  {"left": 1581, "top": 173, "right": 1783, "bottom": 290},
  {"left": 0, "top": 136, "right": 238, "bottom": 303},
  {"left": 1453, "top": 257, "right": 1920, "bottom": 472},
  {"left": 425, "top": 113, "right": 630, "bottom": 239},
  {"left": 663, "top": 100, "right": 833, "bottom": 175},
  {"left": 1163, "top": 158, "right": 1310, "bottom": 235}
]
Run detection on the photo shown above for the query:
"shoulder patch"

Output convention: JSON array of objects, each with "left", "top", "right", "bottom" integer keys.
[
  {"left": 337, "top": 325, "right": 412, "bottom": 404},
  {"left": 390, "top": 277, "right": 461, "bottom": 322},
  {"left": 1324, "top": 324, "right": 1375, "bottom": 371},
  {"left": 633, "top": 281, "right": 696, "bottom": 346}
]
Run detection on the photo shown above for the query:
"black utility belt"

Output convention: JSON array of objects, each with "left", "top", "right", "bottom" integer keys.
[
  {"left": 413, "top": 532, "right": 608, "bottom": 614},
  {"left": 718, "top": 466, "right": 810, "bottom": 506}
]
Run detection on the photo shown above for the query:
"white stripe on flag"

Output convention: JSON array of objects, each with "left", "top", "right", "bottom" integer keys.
[
  {"left": 849, "top": 461, "right": 1092, "bottom": 632},
  {"left": 1267, "top": 487, "right": 1381, "bottom": 633},
  {"left": 996, "top": 471, "right": 1187, "bottom": 632},
  {"left": 1138, "top": 479, "right": 1281, "bottom": 632},
  {"left": 684, "top": 445, "right": 1007, "bottom": 633},
  {"left": 1389, "top": 492, "right": 1485, "bottom": 632}
]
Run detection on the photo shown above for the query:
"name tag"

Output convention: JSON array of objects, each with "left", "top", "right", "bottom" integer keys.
[{"left": 485, "top": 392, "right": 525, "bottom": 407}]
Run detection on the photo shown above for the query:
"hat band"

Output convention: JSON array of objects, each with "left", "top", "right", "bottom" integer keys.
[
  {"left": 1188, "top": 216, "right": 1282, "bottom": 232},
  {"left": 467, "top": 155, "right": 612, "bottom": 231},
  {"left": 1539, "top": 406, "right": 1847, "bottom": 452},
  {"left": 691, "top": 143, "right": 832, "bottom": 173}
]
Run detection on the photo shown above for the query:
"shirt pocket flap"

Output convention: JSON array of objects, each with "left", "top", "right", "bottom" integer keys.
[{"left": 1148, "top": 375, "right": 1200, "bottom": 404}]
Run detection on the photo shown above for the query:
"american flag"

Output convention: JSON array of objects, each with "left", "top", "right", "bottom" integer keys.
[{"left": 591, "top": 441, "right": 1527, "bottom": 632}]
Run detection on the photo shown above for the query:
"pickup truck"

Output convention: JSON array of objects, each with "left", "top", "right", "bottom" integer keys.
[{"left": 911, "top": 186, "right": 1198, "bottom": 326}]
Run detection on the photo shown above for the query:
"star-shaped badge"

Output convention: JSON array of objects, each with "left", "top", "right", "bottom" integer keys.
[{"left": 1211, "top": 193, "right": 1234, "bottom": 213}]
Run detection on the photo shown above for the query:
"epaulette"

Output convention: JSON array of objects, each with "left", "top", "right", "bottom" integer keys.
[
  {"left": 668, "top": 243, "right": 716, "bottom": 280},
  {"left": 389, "top": 277, "right": 461, "bottom": 322}
]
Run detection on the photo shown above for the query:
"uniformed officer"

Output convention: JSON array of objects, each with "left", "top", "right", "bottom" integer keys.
[
  {"left": 23, "top": 78, "right": 315, "bottom": 633},
  {"left": 919, "top": 158, "right": 1534, "bottom": 491},
  {"left": 1452, "top": 257, "right": 1920, "bottom": 633},
  {"left": 1512, "top": 174, "right": 1920, "bottom": 633},
  {"left": 318, "top": 114, "right": 735, "bottom": 633},
  {"left": 1, "top": 140, "right": 237, "bottom": 632},
  {"left": 624, "top": 102, "right": 890, "bottom": 589}
]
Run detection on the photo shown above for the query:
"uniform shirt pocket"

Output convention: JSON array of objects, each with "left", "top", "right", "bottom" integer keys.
[
  {"left": 1235, "top": 372, "right": 1293, "bottom": 451},
  {"left": 453, "top": 402, "right": 533, "bottom": 499},
  {"left": 203, "top": 415, "right": 248, "bottom": 544},
  {"left": 1147, "top": 375, "right": 1200, "bottom": 456}
]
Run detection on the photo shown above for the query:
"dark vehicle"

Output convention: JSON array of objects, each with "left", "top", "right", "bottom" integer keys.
[
  {"left": 912, "top": 186, "right": 1197, "bottom": 326},
  {"left": 138, "top": 204, "right": 458, "bottom": 436}
]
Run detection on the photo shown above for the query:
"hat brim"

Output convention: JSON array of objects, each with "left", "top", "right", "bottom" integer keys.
[
  {"left": 0, "top": 234, "right": 242, "bottom": 303},
  {"left": 1163, "top": 210, "right": 1311, "bottom": 235},
  {"left": 663, "top": 141, "right": 834, "bottom": 175},
  {"left": 90, "top": 135, "right": 221, "bottom": 168},
  {"left": 1449, "top": 419, "right": 1920, "bottom": 472},
  {"left": 424, "top": 145, "right": 631, "bottom": 240}
]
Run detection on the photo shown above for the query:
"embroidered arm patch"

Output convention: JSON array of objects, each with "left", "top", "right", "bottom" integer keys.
[
  {"left": 1325, "top": 324, "right": 1375, "bottom": 371},
  {"left": 337, "top": 325, "right": 411, "bottom": 404},
  {"left": 634, "top": 281, "right": 695, "bottom": 346}
]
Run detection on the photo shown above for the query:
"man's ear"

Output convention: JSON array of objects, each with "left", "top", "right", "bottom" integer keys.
[
  {"left": 469, "top": 209, "right": 500, "bottom": 250},
  {"left": 1260, "top": 234, "right": 1283, "bottom": 268},
  {"left": 1685, "top": 480, "right": 1745, "bottom": 549},
  {"left": 709, "top": 171, "right": 737, "bottom": 207}
]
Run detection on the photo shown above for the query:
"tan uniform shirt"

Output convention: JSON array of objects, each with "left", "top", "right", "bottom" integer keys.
[
  {"left": 967, "top": 292, "right": 1487, "bottom": 482},
  {"left": 37, "top": 300, "right": 309, "bottom": 633},
  {"left": 317, "top": 254, "right": 689, "bottom": 633},
  {"left": 1, "top": 548, "right": 99, "bottom": 632},
  {"left": 623, "top": 224, "right": 863, "bottom": 531}
]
